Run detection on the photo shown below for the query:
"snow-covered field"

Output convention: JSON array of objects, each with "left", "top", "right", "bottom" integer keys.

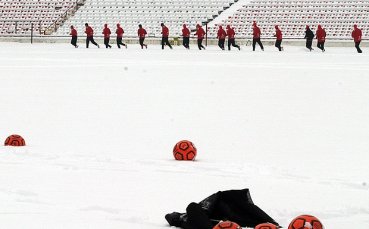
[{"left": 0, "top": 43, "right": 368, "bottom": 229}]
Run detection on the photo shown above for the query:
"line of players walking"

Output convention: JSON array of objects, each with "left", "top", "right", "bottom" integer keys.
[
  {"left": 70, "top": 23, "right": 147, "bottom": 49},
  {"left": 69, "top": 21, "right": 363, "bottom": 53}
]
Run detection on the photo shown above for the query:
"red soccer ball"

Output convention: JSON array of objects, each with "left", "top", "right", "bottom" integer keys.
[
  {"left": 173, "top": 140, "right": 197, "bottom": 160},
  {"left": 4, "top": 134, "right": 26, "bottom": 146},
  {"left": 213, "top": 221, "right": 241, "bottom": 229},
  {"left": 288, "top": 215, "right": 324, "bottom": 229},
  {"left": 255, "top": 223, "right": 279, "bottom": 229}
]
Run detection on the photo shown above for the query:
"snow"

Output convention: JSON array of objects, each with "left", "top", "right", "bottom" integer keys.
[
  {"left": 209, "top": 0, "right": 253, "bottom": 27},
  {"left": 0, "top": 42, "right": 368, "bottom": 229}
]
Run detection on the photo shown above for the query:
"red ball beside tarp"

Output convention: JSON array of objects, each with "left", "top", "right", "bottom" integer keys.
[
  {"left": 213, "top": 221, "right": 241, "bottom": 229},
  {"left": 288, "top": 215, "right": 324, "bottom": 229},
  {"left": 255, "top": 222, "right": 279, "bottom": 229}
]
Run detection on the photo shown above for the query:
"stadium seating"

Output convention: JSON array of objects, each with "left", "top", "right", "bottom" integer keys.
[
  {"left": 55, "top": 0, "right": 237, "bottom": 37},
  {"left": 208, "top": 0, "right": 369, "bottom": 39},
  {"left": 0, "top": 0, "right": 368, "bottom": 39},
  {"left": 0, "top": 0, "right": 78, "bottom": 35}
]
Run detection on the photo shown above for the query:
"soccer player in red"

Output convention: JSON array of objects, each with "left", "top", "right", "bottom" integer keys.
[
  {"left": 138, "top": 24, "right": 147, "bottom": 49},
  {"left": 194, "top": 24, "right": 206, "bottom": 50},
  {"left": 352, "top": 24, "right": 362, "bottom": 53},
  {"left": 226, "top": 25, "right": 240, "bottom": 51},
  {"left": 102, "top": 24, "right": 112, "bottom": 48},
  {"left": 252, "top": 21, "right": 263, "bottom": 51},
  {"left": 161, "top": 23, "right": 172, "bottom": 49},
  {"left": 217, "top": 25, "right": 226, "bottom": 50},
  {"left": 274, "top": 25, "right": 283, "bottom": 51},
  {"left": 116, "top": 24, "right": 127, "bottom": 49},
  {"left": 316, "top": 25, "right": 326, "bottom": 52},
  {"left": 70, "top": 25, "right": 78, "bottom": 48},
  {"left": 84, "top": 23, "right": 99, "bottom": 48},
  {"left": 182, "top": 24, "right": 190, "bottom": 49}
]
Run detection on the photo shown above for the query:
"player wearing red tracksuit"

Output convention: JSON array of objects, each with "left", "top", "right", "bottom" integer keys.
[
  {"left": 102, "top": 24, "right": 112, "bottom": 48},
  {"left": 316, "top": 25, "right": 326, "bottom": 52},
  {"left": 194, "top": 24, "right": 206, "bottom": 50},
  {"left": 182, "top": 24, "right": 190, "bottom": 49},
  {"left": 352, "top": 24, "right": 363, "bottom": 53},
  {"left": 70, "top": 25, "right": 78, "bottom": 48},
  {"left": 138, "top": 24, "right": 147, "bottom": 49},
  {"left": 217, "top": 26, "right": 226, "bottom": 50},
  {"left": 161, "top": 23, "right": 172, "bottom": 49},
  {"left": 84, "top": 23, "right": 99, "bottom": 48},
  {"left": 116, "top": 24, "right": 127, "bottom": 49},
  {"left": 226, "top": 25, "right": 240, "bottom": 51},
  {"left": 274, "top": 25, "right": 283, "bottom": 51},
  {"left": 252, "top": 21, "right": 263, "bottom": 51}
]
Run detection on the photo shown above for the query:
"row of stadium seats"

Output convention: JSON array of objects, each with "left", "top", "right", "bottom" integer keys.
[
  {"left": 0, "top": 0, "right": 368, "bottom": 39},
  {"left": 0, "top": 0, "right": 78, "bottom": 35},
  {"left": 0, "top": 1, "right": 74, "bottom": 8},
  {"left": 208, "top": 0, "right": 369, "bottom": 39},
  {"left": 54, "top": 0, "right": 237, "bottom": 37},
  {"left": 0, "top": 21, "right": 45, "bottom": 35}
]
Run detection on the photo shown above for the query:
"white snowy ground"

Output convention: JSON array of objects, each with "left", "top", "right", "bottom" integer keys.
[{"left": 0, "top": 42, "right": 368, "bottom": 229}]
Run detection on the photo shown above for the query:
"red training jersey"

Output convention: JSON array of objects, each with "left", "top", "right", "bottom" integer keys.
[
  {"left": 162, "top": 26, "right": 169, "bottom": 37},
  {"left": 195, "top": 27, "right": 205, "bottom": 39},
  {"left": 217, "top": 28, "right": 226, "bottom": 39},
  {"left": 182, "top": 27, "right": 190, "bottom": 37},
  {"left": 70, "top": 28, "right": 77, "bottom": 36},
  {"left": 275, "top": 28, "right": 282, "bottom": 40},
  {"left": 85, "top": 26, "right": 93, "bottom": 37},
  {"left": 253, "top": 26, "right": 261, "bottom": 38},
  {"left": 316, "top": 28, "right": 326, "bottom": 42},
  {"left": 103, "top": 28, "right": 111, "bottom": 38},
  {"left": 352, "top": 28, "right": 362, "bottom": 42},
  {"left": 116, "top": 27, "right": 124, "bottom": 38},
  {"left": 227, "top": 28, "right": 236, "bottom": 39},
  {"left": 138, "top": 28, "right": 147, "bottom": 38}
]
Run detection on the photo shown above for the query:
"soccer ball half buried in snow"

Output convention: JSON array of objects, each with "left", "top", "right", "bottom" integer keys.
[
  {"left": 4, "top": 134, "right": 26, "bottom": 146},
  {"left": 255, "top": 222, "right": 279, "bottom": 229},
  {"left": 288, "top": 215, "right": 324, "bottom": 229},
  {"left": 213, "top": 221, "right": 241, "bottom": 229},
  {"left": 173, "top": 140, "right": 197, "bottom": 160}
]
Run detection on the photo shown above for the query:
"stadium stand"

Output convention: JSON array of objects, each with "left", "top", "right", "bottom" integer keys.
[
  {"left": 208, "top": 0, "right": 369, "bottom": 39},
  {"left": 0, "top": 0, "right": 81, "bottom": 35},
  {"left": 55, "top": 0, "right": 238, "bottom": 37},
  {"left": 0, "top": 0, "right": 368, "bottom": 40}
]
